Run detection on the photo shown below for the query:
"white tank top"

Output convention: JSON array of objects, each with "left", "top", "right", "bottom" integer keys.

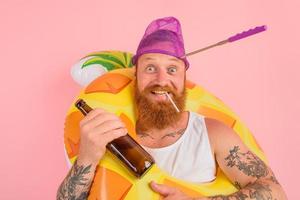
[{"left": 142, "top": 112, "right": 216, "bottom": 183}]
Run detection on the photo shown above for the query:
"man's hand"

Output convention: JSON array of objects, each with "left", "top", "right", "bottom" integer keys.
[
  {"left": 77, "top": 108, "right": 128, "bottom": 165},
  {"left": 150, "top": 181, "right": 208, "bottom": 200},
  {"left": 57, "top": 108, "right": 127, "bottom": 200}
]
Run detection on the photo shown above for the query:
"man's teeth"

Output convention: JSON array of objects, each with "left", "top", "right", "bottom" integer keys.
[{"left": 152, "top": 91, "right": 168, "bottom": 95}]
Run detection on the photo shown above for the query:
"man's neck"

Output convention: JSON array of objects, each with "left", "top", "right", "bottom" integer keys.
[{"left": 136, "top": 111, "right": 190, "bottom": 148}]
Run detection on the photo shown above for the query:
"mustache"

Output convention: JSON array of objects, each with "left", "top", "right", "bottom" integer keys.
[{"left": 143, "top": 85, "right": 176, "bottom": 95}]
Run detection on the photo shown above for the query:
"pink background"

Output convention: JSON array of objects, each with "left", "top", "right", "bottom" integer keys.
[{"left": 0, "top": 0, "right": 298, "bottom": 199}]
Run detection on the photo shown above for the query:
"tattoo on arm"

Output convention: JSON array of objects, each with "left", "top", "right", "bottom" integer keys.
[
  {"left": 225, "top": 146, "right": 269, "bottom": 179},
  {"left": 247, "top": 182, "right": 273, "bottom": 199},
  {"left": 56, "top": 160, "right": 93, "bottom": 200},
  {"left": 268, "top": 175, "right": 279, "bottom": 185},
  {"left": 225, "top": 146, "right": 280, "bottom": 185},
  {"left": 234, "top": 181, "right": 242, "bottom": 190},
  {"left": 210, "top": 146, "right": 281, "bottom": 199},
  {"left": 211, "top": 181, "right": 273, "bottom": 200}
]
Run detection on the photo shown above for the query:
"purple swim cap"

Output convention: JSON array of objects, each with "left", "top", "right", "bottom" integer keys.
[{"left": 132, "top": 16, "right": 190, "bottom": 69}]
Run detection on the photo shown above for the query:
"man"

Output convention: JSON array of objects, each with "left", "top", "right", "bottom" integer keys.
[{"left": 57, "top": 17, "right": 287, "bottom": 200}]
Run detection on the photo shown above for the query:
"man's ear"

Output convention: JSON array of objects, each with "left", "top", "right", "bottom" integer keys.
[{"left": 132, "top": 66, "right": 137, "bottom": 76}]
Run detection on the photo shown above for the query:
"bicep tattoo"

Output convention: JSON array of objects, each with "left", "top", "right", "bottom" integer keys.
[
  {"left": 210, "top": 146, "right": 281, "bottom": 199},
  {"left": 225, "top": 146, "right": 269, "bottom": 179}
]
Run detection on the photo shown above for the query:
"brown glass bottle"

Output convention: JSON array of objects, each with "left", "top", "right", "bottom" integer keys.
[{"left": 75, "top": 99, "right": 155, "bottom": 178}]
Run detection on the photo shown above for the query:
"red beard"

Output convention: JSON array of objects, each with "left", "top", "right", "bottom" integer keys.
[{"left": 134, "top": 80, "right": 186, "bottom": 132}]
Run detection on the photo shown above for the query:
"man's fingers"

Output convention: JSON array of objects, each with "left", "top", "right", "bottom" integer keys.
[
  {"left": 150, "top": 181, "right": 175, "bottom": 197},
  {"left": 81, "top": 112, "right": 121, "bottom": 129},
  {"left": 101, "top": 128, "right": 128, "bottom": 144},
  {"left": 93, "top": 120, "right": 126, "bottom": 134},
  {"left": 80, "top": 108, "right": 106, "bottom": 125}
]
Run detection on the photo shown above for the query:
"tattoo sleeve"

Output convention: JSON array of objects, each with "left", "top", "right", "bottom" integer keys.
[
  {"left": 225, "top": 146, "right": 269, "bottom": 179},
  {"left": 56, "top": 160, "right": 96, "bottom": 200},
  {"left": 210, "top": 182, "right": 273, "bottom": 200},
  {"left": 208, "top": 146, "right": 286, "bottom": 200}
]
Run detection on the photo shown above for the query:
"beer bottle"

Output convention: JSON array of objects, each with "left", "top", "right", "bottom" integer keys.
[{"left": 75, "top": 99, "right": 155, "bottom": 178}]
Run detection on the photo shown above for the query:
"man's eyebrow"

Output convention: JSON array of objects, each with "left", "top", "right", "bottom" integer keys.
[
  {"left": 143, "top": 57, "right": 180, "bottom": 63},
  {"left": 168, "top": 58, "right": 181, "bottom": 63},
  {"left": 144, "top": 57, "right": 155, "bottom": 60}
]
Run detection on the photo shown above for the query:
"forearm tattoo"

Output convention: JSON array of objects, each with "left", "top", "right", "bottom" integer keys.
[
  {"left": 234, "top": 181, "right": 242, "bottom": 190},
  {"left": 210, "top": 182, "right": 273, "bottom": 200},
  {"left": 210, "top": 146, "right": 280, "bottom": 200},
  {"left": 56, "top": 161, "right": 93, "bottom": 200}
]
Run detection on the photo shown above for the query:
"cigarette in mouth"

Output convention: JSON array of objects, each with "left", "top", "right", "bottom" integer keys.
[{"left": 165, "top": 92, "right": 180, "bottom": 113}]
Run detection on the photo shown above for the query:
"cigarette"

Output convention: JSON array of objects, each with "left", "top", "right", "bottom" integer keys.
[{"left": 165, "top": 92, "right": 180, "bottom": 113}]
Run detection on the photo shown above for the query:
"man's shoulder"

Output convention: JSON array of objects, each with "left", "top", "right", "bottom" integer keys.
[
  {"left": 204, "top": 117, "right": 233, "bottom": 135},
  {"left": 204, "top": 117, "right": 240, "bottom": 152}
]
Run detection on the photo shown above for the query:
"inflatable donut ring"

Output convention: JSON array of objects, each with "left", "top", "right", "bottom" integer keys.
[{"left": 64, "top": 51, "right": 267, "bottom": 200}]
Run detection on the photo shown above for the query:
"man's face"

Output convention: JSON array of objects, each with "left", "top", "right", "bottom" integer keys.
[
  {"left": 136, "top": 53, "right": 186, "bottom": 101},
  {"left": 134, "top": 53, "right": 186, "bottom": 131}
]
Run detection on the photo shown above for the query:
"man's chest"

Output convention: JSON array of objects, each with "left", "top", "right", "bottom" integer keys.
[{"left": 136, "top": 129, "right": 185, "bottom": 148}]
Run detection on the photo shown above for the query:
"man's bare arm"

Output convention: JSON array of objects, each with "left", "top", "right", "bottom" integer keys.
[
  {"left": 208, "top": 145, "right": 286, "bottom": 200},
  {"left": 205, "top": 118, "right": 287, "bottom": 200},
  {"left": 57, "top": 108, "right": 127, "bottom": 200},
  {"left": 56, "top": 160, "right": 97, "bottom": 200}
]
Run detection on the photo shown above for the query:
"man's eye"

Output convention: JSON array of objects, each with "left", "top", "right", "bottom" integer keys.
[
  {"left": 168, "top": 67, "right": 177, "bottom": 74},
  {"left": 146, "top": 65, "right": 156, "bottom": 72}
]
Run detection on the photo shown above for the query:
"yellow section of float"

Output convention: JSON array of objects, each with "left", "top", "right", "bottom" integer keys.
[{"left": 64, "top": 52, "right": 267, "bottom": 200}]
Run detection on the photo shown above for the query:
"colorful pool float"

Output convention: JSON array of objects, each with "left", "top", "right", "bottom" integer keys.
[{"left": 64, "top": 51, "right": 267, "bottom": 200}]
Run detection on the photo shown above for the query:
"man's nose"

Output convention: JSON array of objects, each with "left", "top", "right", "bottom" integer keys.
[{"left": 155, "top": 70, "right": 169, "bottom": 85}]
